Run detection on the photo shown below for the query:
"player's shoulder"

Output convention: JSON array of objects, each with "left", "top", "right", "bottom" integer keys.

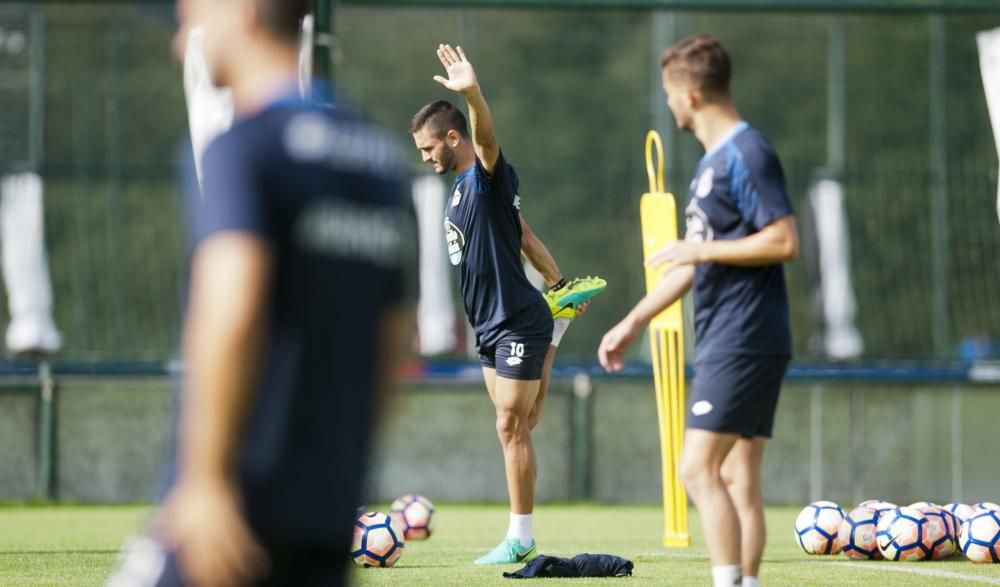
[
  {"left": 731, "top": 126, "right": 779, "bottom": 165},
  {"left": 280, "top": 103, "right": 405, "bottom": 182},
  {"left": 471, "top": 150, "right": 518, "bottom": 192}
]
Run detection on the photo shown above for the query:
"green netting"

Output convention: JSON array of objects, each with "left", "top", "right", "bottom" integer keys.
[{"left": 1, "top": 3, "right": 998, "bottom": 362}]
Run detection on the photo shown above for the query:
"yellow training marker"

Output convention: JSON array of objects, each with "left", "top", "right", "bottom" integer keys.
[{"left": 640, "top": 130, "right": 690, "bottom": 548}]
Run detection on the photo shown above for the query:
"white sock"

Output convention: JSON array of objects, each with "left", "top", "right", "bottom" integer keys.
[
  {"left": 711, "top": 565, "right": 741, "bottom": 587},
  {"left": 551, "top": 317, "right": 571, "bottom": 347},
  {"left": 506, "top": 513, "right": 533, "bottom": 548},
  {"left": 742, "top": 577, "right": 759, "bottom": 587}
]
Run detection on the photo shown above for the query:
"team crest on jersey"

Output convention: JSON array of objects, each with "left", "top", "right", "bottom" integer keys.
[
  {"left": 513, "top": 193, "right": 521, "bottom": 211},
  {"left": 452, "top": 189, "right": 462, "bottom": 207},
  {"left": 695, "top": 167, "right": 715, "bottom": 198},
  {"left": 444, "top": 217, "right": 466, "bottom": 266},
  {"left": 685, "top": 200, "right": 714, "bottom": 243}
]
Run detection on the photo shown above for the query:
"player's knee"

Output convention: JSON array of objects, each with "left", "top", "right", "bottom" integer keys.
[
  {"left": 495, "top": 409, "right": 527, "bottom": 444},
  {"left": 679, "top": 458, "right": 722, "bottom": 495}
]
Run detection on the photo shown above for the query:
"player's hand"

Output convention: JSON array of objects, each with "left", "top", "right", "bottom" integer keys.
[
  {"left": 433, "top": 44, "right": 479, "bottom": 95},
  {"left": 157, "top": 477, "right": 268, "bottom": 587},
  {"left": 645, "top": 240, "right": 704, "bottom": 269},
  {"left": 575, "top": 301, "right": 591, "bottom": 317},
  {"left": 598, "top": 317, "right": 642, "bottom": 373}
]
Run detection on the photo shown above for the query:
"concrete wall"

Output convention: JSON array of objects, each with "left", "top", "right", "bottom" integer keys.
[{"left": 1, "top": 376, "right": 998, "bottom": 507}]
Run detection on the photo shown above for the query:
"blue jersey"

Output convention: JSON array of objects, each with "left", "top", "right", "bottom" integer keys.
[
  {"left": 444, "top": 151, "right": 542, "bottom": 347},
  {"left": 684, "top": 122, "right": 793, "bottom": 360},
  {"left": 183, "top": 93, "right": 410, "bottom": 546}
]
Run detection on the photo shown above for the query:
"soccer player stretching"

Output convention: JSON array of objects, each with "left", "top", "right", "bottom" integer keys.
[
  {"left": 110, "top": 1, "right": 410, "bottom": 586},
  {"left": 410, "top": 44, "right": 605, "bottom": 565},
  {"left": 599, "top": 35, "right": 797, "bottom": 587}
]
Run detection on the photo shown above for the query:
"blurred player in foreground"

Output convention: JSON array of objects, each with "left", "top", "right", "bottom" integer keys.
[
  {"left": 410, "top": 45, "right": 605, "bottom": 564},
  {"left": 599, "top": 35, "right": 797, "bottom": 587},
  {"left": 108, "top": 0, "right": 411, "bottom": 585}
]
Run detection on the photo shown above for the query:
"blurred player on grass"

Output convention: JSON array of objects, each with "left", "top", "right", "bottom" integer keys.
[
  {"left": 410, "top": 45, "right": 605, "bottom": 565},
  {"left": 107, "top": 0, "right": 411, "bottom": 586},
  {"left": 598, "top": 35, "right": 798, "bottom": 587}
]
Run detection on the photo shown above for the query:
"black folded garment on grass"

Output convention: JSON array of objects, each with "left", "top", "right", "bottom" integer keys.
[{"left": 502, "top": 553, "right": 634, "bottom": 579}]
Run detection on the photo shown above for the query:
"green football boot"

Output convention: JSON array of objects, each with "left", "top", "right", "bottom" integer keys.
[
  {"left": 473, "top": 537, "right": 538, "bottom": 565},
  {"left": 544, "top": 275, "right": 607, "bottom": 319}
]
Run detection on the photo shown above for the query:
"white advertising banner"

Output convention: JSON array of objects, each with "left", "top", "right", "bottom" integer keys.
[{"left": 977, "top": 27, "right": 1000, "bottom": 224}]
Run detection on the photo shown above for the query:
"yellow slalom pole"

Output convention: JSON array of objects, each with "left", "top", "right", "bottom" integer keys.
[{"left": 639, "top": 130, "right": 690, "bottom": 548}]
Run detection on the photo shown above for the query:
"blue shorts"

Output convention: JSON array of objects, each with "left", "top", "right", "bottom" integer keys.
[
  {"left": 688, "top": 353, "right": 790, "bottom": 438},
  {"left": 478, "top": 300, "right": 553, "bottom": 381}
]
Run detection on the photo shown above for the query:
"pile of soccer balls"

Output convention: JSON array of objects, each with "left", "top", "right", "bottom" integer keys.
[
  {"left": 795, "top": 499, "right": 1000, "bottom": 563},
  {"left": 351, "top": 494, "right": 436, "bottom": 568}
]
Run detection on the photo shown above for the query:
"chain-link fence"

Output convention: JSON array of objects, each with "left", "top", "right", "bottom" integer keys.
[{"left": 1, "top": 3, "right": 999, "bottom": 363}]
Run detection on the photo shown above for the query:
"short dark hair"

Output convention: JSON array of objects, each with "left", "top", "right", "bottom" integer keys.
[
  {"left": 410, "top": 100, "right": 469, "bottom": 139},
  {"left": 659, "top": 34, "right": 732, "bottom": 99},
  {"left": 254, "top": 0, "right": 309, "bottom": 44}
]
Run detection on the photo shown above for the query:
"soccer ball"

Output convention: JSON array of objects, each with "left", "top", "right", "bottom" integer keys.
[
  {"left": 858, "top": 499, "right": 897, "bottom": 515},
  {"left": 974, "top": 502, "right": 1000, "bottom": 513},
  {"left": 795, "top": 501, "right": 844, "bottom": 555},
  {"left": 838, "top": 507, "right": 882, "bottom": 560},
  {"left": 389, "top": 494, "right": 435, "bottom": 540},
  {"left": 945, "top": 503, "right": 977, "bottom": 526},
  {"left": 908, "top": 501, "right": 939, "bottom": 512},
  {"left": 921, "top": 506, "right": 959, "bottom": 559},
  {"left": 351, "top": 512, "right": 405, "bottom": 567},
  {"left": 877, "top": 506, "right": 935, "bottom": 561},
  {"left": 960, "top": 510, "right": 1000, "bottom": 563}
]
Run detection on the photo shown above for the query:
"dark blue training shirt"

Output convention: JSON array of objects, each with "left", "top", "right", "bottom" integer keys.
[
  {"left": 684, "top": 122, "right": 793, "bottom": 360},
  {"left": 184, "top": 91, "right": 409, "bottom": 547},
  {"left": 444, "top": 151, "right": 542, "bottom": 348}
]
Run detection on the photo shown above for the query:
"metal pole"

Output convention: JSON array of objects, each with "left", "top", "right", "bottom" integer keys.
[
  {"left": 950, "top": 387, "right": 962, "bottom": 502},
  {"left": 29, "top": 10, "right": 45, "bottom": 171},
  {"left": 313, "top": 0, "right": 335, "bottom": 84},
  {"left": 827, "top": 16, "right": 846, "bottom": 177},
  {"left": 570, "top": 373, "right": 593, "bottom": 501},
  {"left": 651, "top": 11, "right": 675, "bottom": 164},
  {"left": 36, "top": 361, "right": 55, "bottom": 500},
  {"left": 929, "top": 14, "right": 949, "bottom": 359},
  {"left": 105, "top": 29, "right": 124, "bottom": 349},
  {"left": 849, "top": 388, "right": 864, "bottom": 504},
  {"left": 809, "top": 385, "right": 824, "bottom": 502}
]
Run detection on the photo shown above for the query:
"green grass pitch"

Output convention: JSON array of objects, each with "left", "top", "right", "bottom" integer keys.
[{"left": 2, "top": 504, "right": 999, "bottom": 586}]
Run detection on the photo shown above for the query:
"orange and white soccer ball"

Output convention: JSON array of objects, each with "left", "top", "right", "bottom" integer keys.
[
  {"left": 389, "top": 494, "right": 435, "bottom": 540},
  {"left": 858, "top": 499, "right": 897, "bottom": 516},
  {"left": 877, "top": 506, "right": 936, "bottom": 561},
  {"left": 795, "top": 501, "right": 844, "bottom": 555},
  {"left": 960, "top": 510, "right": 1000, "bottom": 564},
  {"left": 921, "top": 505, "right": 959, "bottom": 559},
  {"left": 351, "top": 512, "right": 405, "bottom": 568},
  {"left": 945, "top": 503, "right": 977, "bottom": 527},
  {"left": 838, "top": 506, "right": 882, "bottom": 560}
]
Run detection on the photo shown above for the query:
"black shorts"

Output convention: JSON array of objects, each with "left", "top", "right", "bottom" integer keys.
[
  {"left": 688, "top": 353, "right": 790, "bottom": 438},
  {"left": 478, "top": 300, "right": 553, "bottom": 381}
]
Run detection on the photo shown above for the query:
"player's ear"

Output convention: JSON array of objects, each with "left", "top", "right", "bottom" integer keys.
[
  {"left": 446, "top": 129, "right": 461, "bottom": 148},
  {"left": 686, "top": 86, "right": 701, "bottom": 110}
]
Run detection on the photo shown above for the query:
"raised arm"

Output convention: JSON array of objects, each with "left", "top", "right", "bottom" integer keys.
[{"left": 433, "top": 44, "right": 500, "bottom": 172}]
